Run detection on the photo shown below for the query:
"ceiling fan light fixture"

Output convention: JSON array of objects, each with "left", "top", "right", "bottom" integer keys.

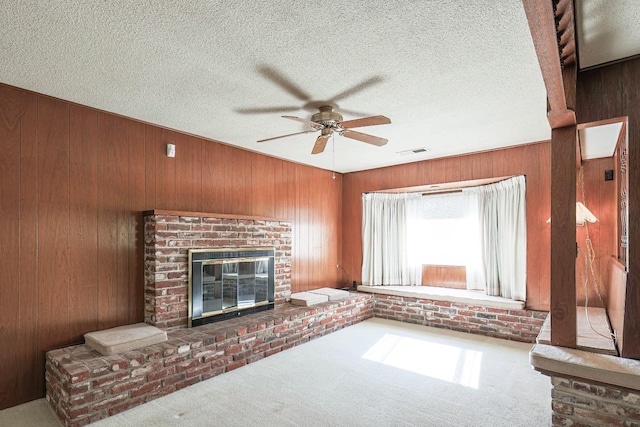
[{"left": 259, "top": 106, "right": 391, "bottom": 154}]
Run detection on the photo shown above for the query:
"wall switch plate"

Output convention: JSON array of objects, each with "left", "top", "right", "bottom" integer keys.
[
  {"left": 166, "top": 143, "right": 176, "bottom": 158},
  {"left": 605, "top": 169, "right": 614, "bottom": 181}
]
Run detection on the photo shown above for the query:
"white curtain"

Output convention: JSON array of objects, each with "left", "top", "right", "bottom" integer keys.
[
  {"left": 471, "top": 176, "right": 527, "bottom": 301},
  {"left": 361, "top": 192, "right": 421, "bottom": 286}
]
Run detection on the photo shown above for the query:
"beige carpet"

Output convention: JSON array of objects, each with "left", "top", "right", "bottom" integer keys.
[{"left": 0, "top": 318, "right": 551, "bottom": 426}]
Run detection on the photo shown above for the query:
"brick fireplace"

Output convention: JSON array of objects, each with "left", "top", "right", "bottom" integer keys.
[
  {"left": 143, "top": 210, "right": 292, "bottom": 329},
  {"left": 46, "top": 210, "right": 375, "bottom": 427}
]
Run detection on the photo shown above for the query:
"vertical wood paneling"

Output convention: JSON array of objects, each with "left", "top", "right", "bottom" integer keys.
[
  {"left": 174, "top": 132, "right": 196, "bottom": 211},
  {"left": 201, "top": 140, "right": 224, "bottom": 213},
  {"left": 224, "top": 146, "right": 248, "bottom": 215},
  {"left": 576, "top": 158, "right": 615, "bottom": 308},
  {"left": 475, "top": 151, "right": 494, "bottom": 179},
  {"left": 115, "top": 117, "right": 130, "bottom": 325},
  {"left": 144, "top": 125, "right": 157, "bottom": 209},
  {"left": 523, "top": 142, "right": 551, "bottom": 309},
  {"left": 97, "top": 112, "right": 118, "bottom": 329},
  {"left": 445, "top": 157, "right": 461, "bottom": 182},
  {"left": 37, "top": 97, "right": 70, "bottom": 351},
  {"left": 600, "top": 63, "right": 623, "bottom": 120},
  {"left": 69, "top": 105, "right": 98, "bottom": 341},
  {"left": 459, "top": 155, "right": 474, "bottom": 181},
  {"left": 430, "top": 158, "right": 446, "bottom": 183},
  {"left": 250, "top": 154, "right": 275, "bottom": 217},
  {"left": 128, "top": 121, "right": 146, "bottom": 322},
  {"left": 155, "top": 129, "right": 176, "bottom": 209},
  {"left": 577, "top": 57, "right": 640, "bottom": 358},
  {"left": 295, "top": 164, "right": 309, "bottom": 291},
  {"left": 17, "top": 91, "right": 40, "bottom": 405},
  {"left": 0, "top": 85, "right": 21, "bottom": 407}
]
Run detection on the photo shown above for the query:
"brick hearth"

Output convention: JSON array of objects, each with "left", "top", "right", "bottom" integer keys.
[{"left": 46, "top": 294, "right": 374, "bottom": 427}]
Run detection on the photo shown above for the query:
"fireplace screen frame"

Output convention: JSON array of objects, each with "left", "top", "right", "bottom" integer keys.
[{"left": 188, "top": 247, "right": 275, "bottom": 327}]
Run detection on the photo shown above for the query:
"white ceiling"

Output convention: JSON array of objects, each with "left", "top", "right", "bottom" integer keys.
[
  {"left": 0, "top": 1, "right": 638, "bottom": 173},
  {"left": 579, "top": 121, "right": 624, "bottom": 160}
]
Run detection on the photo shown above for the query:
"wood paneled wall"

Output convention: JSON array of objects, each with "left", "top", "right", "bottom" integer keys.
[
  {"left": 577, "top": 58, "right": 640, "bottom": 358},
  {"left": 576, "top": 157, "right": 617, "bottom": 308},
  {"left": 0, "top": 83, "right": 342, "bottom": 409},
  {"left": 342, "top": 142, "right": 552, "bottom": 311}
]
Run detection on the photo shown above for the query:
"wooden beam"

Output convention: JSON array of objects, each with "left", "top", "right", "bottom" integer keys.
[
  {"left": 550, "top": 124, "right": 577, "bottom": 348},
  {"left": 522, "top": 0, "right": 577, "bottom": 129}
]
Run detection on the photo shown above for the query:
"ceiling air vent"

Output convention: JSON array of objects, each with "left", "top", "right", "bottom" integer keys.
[{"left": 396, "top": 147, "right": 430, "bottom": 156}]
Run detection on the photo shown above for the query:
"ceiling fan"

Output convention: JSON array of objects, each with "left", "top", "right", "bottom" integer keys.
[{"left": 258, "top": 105, "right": 391, "bottom": 154}]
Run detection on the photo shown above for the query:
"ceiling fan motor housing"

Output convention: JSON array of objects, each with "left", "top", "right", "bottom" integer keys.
[{"left": 311, "top": 105, "right": 343, "bottom": 128}]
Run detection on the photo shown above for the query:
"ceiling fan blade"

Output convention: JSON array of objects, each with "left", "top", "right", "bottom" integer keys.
[
  {"left": 236, "top": 106, "right": 301, "bottom": 114},
  {"left": 283, "top": 115, "right": 323, "bottom": 129},
  {"left": 342, "top": 130, "right": 388, "bottom": 147},
  {"left": 329, "top": 76, "right": 384, "bottom": 102},
  {"left": 311, "top": 134, "right": 330, "bottom": 154},
  {"left": 257, "top": 130, "right": 316, "bottom": 143},
  {"left": 258, "top": 65, "right": 311, "bottom": 101},
  {"left": 340, "top": 115, "right": 391, "bottom": 129},
  {"left": 336, "top": 107, "right": 373, "bottom": 117}
]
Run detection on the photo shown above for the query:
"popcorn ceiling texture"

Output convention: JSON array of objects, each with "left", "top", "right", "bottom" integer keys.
[{"left": 0, "top": 1, "right": 552, "bottom": 173}]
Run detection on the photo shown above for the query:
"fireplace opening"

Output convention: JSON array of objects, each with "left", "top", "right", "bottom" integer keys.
[{"left": 189, "top": 247, "right": 275, "bottom": 327}]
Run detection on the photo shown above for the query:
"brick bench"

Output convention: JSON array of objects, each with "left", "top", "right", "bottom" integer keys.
[
  {"left": 46, "top": 293, "right": 373, "bottom": 427},
  {"left": 366, "top": 292, "right": 546, "bottom": 343}
]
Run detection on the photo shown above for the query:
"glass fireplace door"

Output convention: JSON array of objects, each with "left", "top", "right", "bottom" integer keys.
[{"left": 189, "top": 248, "right": 275, "bottom": 327}]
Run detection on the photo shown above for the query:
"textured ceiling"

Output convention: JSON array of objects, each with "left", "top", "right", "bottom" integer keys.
[
  {"left": 0, "top": 2, "right": 637, "bottom": 173},
  {"left": 576, "top": 0, "right": 640, "bottom": 69}
]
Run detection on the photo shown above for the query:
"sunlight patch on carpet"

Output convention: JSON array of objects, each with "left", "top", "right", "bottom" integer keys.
[{"left": 362, "top": 334, "right": 482, "bottom": 389}]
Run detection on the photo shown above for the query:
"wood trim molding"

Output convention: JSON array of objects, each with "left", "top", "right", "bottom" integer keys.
[{"left": 143, "top": 209, "right": 284, "bottom": 222}]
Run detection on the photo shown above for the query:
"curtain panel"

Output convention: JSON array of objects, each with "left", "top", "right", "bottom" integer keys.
[
  {"left": 471, "top": 175, "right": 527, "bottom": 301},
  {"left": 361, "top": 192, "right": 421, "bottom": 286}
]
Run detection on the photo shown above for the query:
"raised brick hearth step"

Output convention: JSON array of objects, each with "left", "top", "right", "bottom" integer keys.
[{"left": 46, "top": 293, "right": 373, "bottom": 427}]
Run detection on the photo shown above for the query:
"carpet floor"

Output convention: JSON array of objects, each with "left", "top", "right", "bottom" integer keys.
[{"left": 0, "top": 318, "right": 551, "bottom": 426}]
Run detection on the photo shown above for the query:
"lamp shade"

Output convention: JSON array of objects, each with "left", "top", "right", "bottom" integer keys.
[
  {"left": 576, "top": 202, "right": 598, "bottom": 225},
  {"left": 545, "top": 202, "right": 598, "bottom": 225}
]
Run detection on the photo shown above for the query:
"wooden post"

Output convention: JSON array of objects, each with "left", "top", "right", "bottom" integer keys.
[
  {"left": 523, "top": 0, "right": 579, "bottom": 348},
  {"left": 550, "top": 125, "right": 577, "bottom": 347}
]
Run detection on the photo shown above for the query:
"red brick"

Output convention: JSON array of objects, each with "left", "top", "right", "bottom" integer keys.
[
  {"left": 65, "top": 363, "right": 91, "bottom": 384},
  {"left": 162, "top": 373, "right": 186, "bottom": 387},
  {"left": 176, "top": 359, "right": 200, "bottom": 373},
  {"left": 91, "top": 393, "right": 128, "bottom": 412},
  {"left": 130, "top": 380, "right": 162, "bottom": 398},
  {"left": 91, "top": 371, "right": 130, "bottom": 389},
  {"left": 226, "top": 360, "right": 247, "bottom": 372},
  {"left": 146, "top": 386, "right": 175, "bottom": 402},
  {"left": 131, "top": 361, "right": 163, "bottom": 378},
  {"left": 147, "top": 366, "right": 176, "bottom": 381},
  {"left": 225, "top": 344, "right": 243, "bottom": 355},
  {"left": 186, "top": 363, "right": 212, "bottom": 379},
  {"left": 175, "top": 376, "right": 200, "bottom": 391},
  {"left": 111, "top": 377, "right": 145, "bottom": 394},
  {"left": 164, "top": 354, "right": 189, "bottom": 366}
]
